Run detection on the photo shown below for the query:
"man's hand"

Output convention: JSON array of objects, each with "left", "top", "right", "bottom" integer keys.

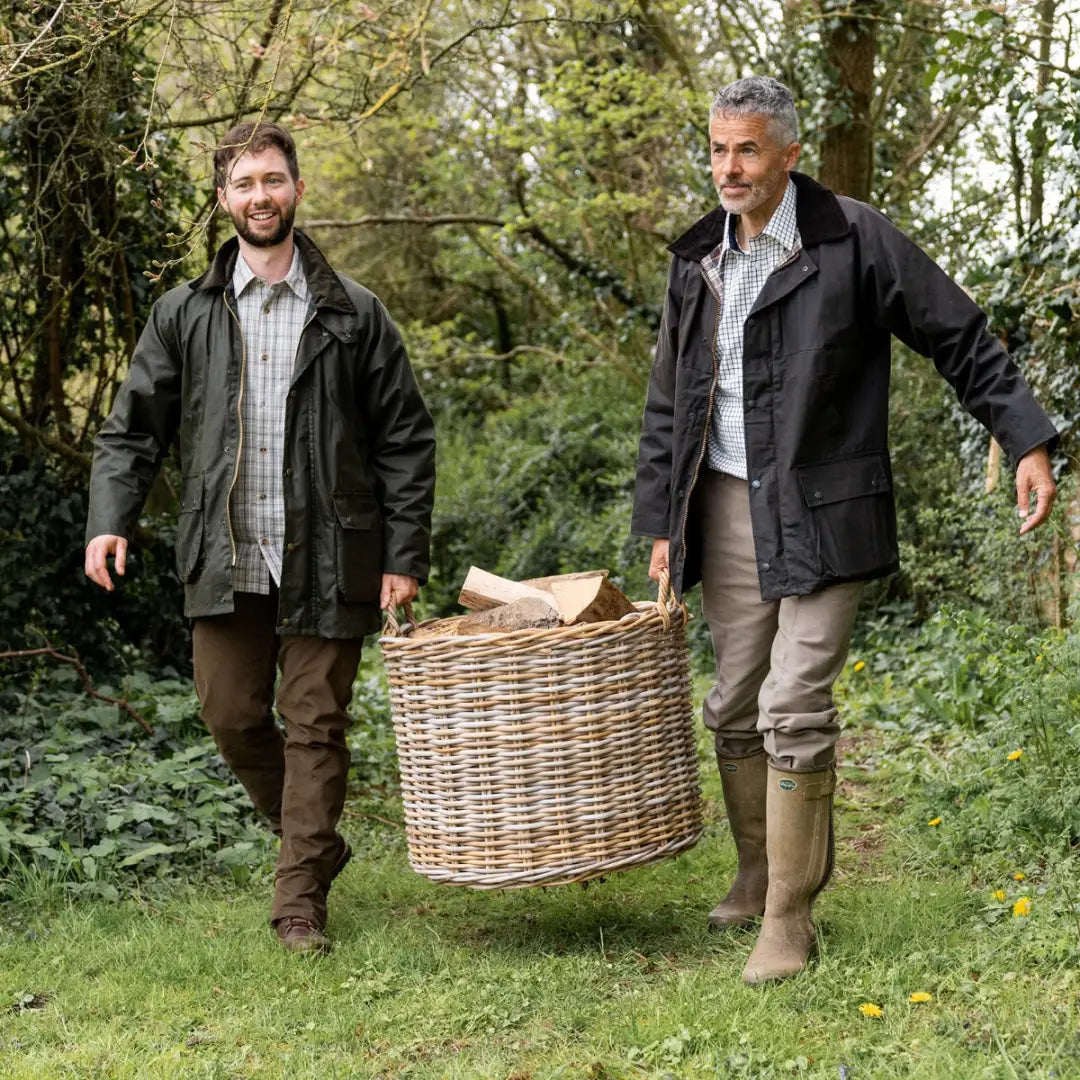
[
  {"left": 648, "top": 537, "right": 670, "bottom": 582},
  {"left": 1016, "top": 445, "right": 1057, "bottom": 536},
  {"left": 380, "top": 573, "right": 419, "bottom": 611},
  {"left": 85, "top": 534, "right": 128, "bottom": 592}
]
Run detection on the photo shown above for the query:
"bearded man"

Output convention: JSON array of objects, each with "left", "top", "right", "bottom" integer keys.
[
  {"left": 85, "top": 121, "right": 435, "bottom": 953},
  {"left": 632, "top": 77, "right": 1057, "bottom": 983}
]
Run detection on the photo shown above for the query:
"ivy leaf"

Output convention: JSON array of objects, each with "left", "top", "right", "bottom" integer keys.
[{"left": 118, "top": 843, "right": 176, "bottom": 867}]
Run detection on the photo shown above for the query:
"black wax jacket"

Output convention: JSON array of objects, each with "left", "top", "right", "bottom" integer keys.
[
  {"left": 632, "top": 172, "right": 1058, "bottom": 601},
  {"left": 87, "top": 230, "right": 436, "bottom": 638}
]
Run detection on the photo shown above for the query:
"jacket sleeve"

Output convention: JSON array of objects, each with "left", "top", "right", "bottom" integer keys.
[
  {"left": 631, "top": 256, "right": 682, "bottom": 538},
  {"left": 857, "top": 207, "right": 1058, "bottom": 461},
  {"left": 362, "top": 298, "right": 436, "bottom": 583},
  {"left": 85, "top": 298, "right": 184, "bottom": 544}
]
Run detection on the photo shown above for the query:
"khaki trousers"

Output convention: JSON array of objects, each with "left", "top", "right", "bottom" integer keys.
[
  {"left": 192, "top": 591, "right": 364, "bottom": 927},
  {"left": 699, "top": 470, "right": 862, "bottom": 772}
]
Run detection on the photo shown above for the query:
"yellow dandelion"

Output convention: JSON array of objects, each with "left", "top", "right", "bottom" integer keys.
[
  {"left": 1012, "top": 896, "right": 1032, "bottom": 917},
  {"left": 928, "top": 817, "right": 942, "bottom": 827},
  {"left": 1007, "top": 748, "right": 1024, "bottom": 761},
  {"left": 853, "top": 660, "right": 866, "bottom": 672},
  {"left": 1035, "top": 655, "right": 1043, "bottom": 662},
  {"left": 1012, "top": 872, "right": 1025, "bottom": 881},
  {"left": 859, "top": 1002, "right": 883, "bottom": 1018},
  {"left": 991, "top": 889, "right": 1006, "bottom": 902},
  {"left": 908, "top": 992, "right": 933, "bottom": 1003}
]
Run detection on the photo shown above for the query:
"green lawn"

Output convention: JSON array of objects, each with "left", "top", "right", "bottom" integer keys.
[{"left": 4, "top": 708, "right": 1078, "bottom": 1080}]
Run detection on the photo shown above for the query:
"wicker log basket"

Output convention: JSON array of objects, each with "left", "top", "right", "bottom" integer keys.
[{"left": 380, "top": 571, "right": 703, "bottom": 889}]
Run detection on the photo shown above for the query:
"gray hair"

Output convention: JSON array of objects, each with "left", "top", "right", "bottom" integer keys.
[{"left": 710, "top": 76, "right": 799, "bottom": 146}]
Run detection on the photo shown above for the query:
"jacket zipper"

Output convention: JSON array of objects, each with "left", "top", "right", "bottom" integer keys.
[
  {"left": 223, "top": 291, "right": 246, "bottom": 567},
  {"left": 680, "top": 243, "right": 804, "bottom": 564}
]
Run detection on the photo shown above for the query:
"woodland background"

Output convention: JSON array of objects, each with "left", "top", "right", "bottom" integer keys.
[
  {"left": 0, "top": 0, "right": 1077, "bottom": 680},
  {"left": 2, "top": 5, "right": 1080, "bottom": 1077}
]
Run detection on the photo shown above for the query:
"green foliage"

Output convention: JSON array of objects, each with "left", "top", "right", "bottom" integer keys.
[
  {"left": 0, "top": 433, "right": 190, "bottom": 673},
  {"left": 424, "top": 366, "right": 650, "bottom": 608},
  {"left": 844, "top": 606, "right": 1080, "bottom": 910},
  {"left": 0, "top": 670, "right": 398, "bottom": 900}
]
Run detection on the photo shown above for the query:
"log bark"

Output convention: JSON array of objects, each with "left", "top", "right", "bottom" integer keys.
[{"left": 458, "top": 597, "right": 563, "bottom": 633}]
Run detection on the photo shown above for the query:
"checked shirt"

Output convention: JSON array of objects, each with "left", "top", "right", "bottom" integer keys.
[
  {"left": 701, "top": 180, "right": 801, "bottom": 480},
  {"left": 229, "top": 247, "right": 312, "bottom": 594}
]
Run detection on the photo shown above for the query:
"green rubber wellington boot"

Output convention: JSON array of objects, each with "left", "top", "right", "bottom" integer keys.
[
  {"left": 742, "top": 764, "right": 835, "bottom": 985},
  {"left": 707, "top": 752, "right": 769, "bottom": 930}
]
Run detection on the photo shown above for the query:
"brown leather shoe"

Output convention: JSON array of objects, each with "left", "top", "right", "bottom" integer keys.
[{"left": 275, "top": 916, "right": 331, "bottom": 955}]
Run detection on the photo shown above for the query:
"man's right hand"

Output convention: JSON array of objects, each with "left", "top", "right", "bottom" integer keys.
[
  {"left": 648, "top": 537, "right": 670, "bottom": 582},
  {"left": 85, "top": 535, "right": 128, "bottom": 592}
]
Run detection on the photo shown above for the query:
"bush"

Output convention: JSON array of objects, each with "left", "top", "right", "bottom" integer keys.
[
  {"left": 842, "top": 606, "right": 1080, "bottom": 916},
  {"left": 0, "top": 667, "right": 398, "bottom": 900},
  {"left": 0, "top": 434, "right": 190, "bottom": 676}
]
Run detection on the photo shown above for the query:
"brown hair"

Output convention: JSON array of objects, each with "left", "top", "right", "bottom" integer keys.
[{"left": 214, "top": 121, "right": 299, "bottom": 189}]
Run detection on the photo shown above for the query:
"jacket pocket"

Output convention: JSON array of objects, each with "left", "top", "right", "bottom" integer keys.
[
  {"left": 796, "top": 454, "right": 896, "bottom": 578},
  {"left": 333, "top": 491, "right": 383, "bottom": 603},
  {"left": 175, "top": 474, "right": 205, "bottom": 583}
]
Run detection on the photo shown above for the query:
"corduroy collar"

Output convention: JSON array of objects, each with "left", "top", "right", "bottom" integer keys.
[
  {"left": 667, "top": 172, "right": 850, "bottom": 262},
  {"left": 190, "top": 229, "right": 356, "bottom": 314}
]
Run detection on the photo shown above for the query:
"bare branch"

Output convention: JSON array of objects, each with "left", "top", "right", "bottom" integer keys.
[
  {"left": 301, "top": 213, "right": 507, "bottom": 229},
  {"left": 5, "top": 1, "right": 67, "bottom": 77},
  {"left": 0, "top": 646, "right": 154, "bottom": 735}
]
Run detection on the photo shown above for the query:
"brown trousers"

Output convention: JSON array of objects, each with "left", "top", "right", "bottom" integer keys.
[
  {"left": 698, "top": 470, "right": 862, "bottom": 772},
  {"left": 192, "top": 591, "right": 364, "bottom": 927}
]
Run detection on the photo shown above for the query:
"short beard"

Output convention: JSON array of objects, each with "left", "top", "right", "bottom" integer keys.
[{"left": 232, "top": 202, "right": 296, "bottom": 248}]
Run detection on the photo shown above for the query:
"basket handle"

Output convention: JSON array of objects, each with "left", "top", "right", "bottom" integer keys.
[
  {"left": 656, "top": 568, "right": 677, "bottom": 630},
  {"left": 383, "top": 602, "right": 416, "bottom": 638}
]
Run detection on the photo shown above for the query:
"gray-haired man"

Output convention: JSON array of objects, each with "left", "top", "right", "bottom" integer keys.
[{"left": 632, "top": 76, "right": 1057, "bottom": 983}]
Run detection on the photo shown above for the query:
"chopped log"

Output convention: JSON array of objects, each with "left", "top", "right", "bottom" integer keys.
[
  {"left": 457, "top": 597, "right": 563, "bottom": 633},
  {"left": 548, "top": 575, "right": 636, "bottom": 625},
  {"left": 457, "top": 567, "right": 558, "bottom": 612},
  {"left": 522, "top": 569, "right": 609, "bottom": 590}
]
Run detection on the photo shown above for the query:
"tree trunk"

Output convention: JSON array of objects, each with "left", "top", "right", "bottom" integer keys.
[
  {"left": 1028, "top": 0, "right": 1057, "bottom": 228},
  {"left": 819, "top": 0, "right": 881, "bottom": 201}
]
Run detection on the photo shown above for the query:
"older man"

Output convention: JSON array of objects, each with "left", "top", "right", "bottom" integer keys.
[
  {"left": 632, "top": 77, "right": 1057, "bottom": 983},
  {"left": 86, "top": 121, "right": 435, "bottom": 953}
]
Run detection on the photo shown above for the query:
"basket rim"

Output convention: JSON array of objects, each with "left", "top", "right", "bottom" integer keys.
[{"left": 380, "top": 598, "right": 687, "bottom": 650}]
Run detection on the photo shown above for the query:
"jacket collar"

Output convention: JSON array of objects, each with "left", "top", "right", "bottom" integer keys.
[
  {"left": 667, "top": 172, "right": 849, "bottom": 262},
  {"left": 190, "top": 229, "right": 356, "bottom": 314}
]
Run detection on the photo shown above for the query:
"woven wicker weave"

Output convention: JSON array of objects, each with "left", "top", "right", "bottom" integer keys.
[{"left": 380, "top": 574, "right": 702, "bottom": 889}]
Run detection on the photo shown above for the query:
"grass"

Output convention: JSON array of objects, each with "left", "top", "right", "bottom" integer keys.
[{"left": 2, "top": 681, "right": 1079, "bottom": 1079}]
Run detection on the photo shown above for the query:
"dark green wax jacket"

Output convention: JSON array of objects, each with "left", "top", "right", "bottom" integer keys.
[{"left": 86, "top": 231, "right": 436, "bottom": 638}]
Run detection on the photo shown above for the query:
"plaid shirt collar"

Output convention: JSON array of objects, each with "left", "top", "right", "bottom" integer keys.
[
  {"left": 232, "top": 243, "right": 309, "bottom": 301},
  {"left": 722, "top": 176, "right": 799, "bottom": 256}
]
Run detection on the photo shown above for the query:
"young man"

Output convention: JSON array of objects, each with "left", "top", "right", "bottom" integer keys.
[
  {"left": 632, "top": 77, "right": 1057, "bottom": 984},
  {"left": 86, "top": 121, "right": 435, "bottom": 953}
]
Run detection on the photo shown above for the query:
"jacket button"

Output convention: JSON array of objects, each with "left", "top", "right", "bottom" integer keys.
[
  {"left": 801, "top": 265, "right": 809, "bottom": 272},
  {"left": 746, "top": 398, "right": 755, "bottom": 408},
  {"left": 286, "top": 542, "right": 296, "bottom": 554},
  {"left": 283, "top": 467, "right": 292, "bottom": 478},
  {"left": 751, "top": 479, "right": 761, "bottom": 489},
  {"left": 813, "top": 490, "right": 823, "bottom": 500},
  {"left": 281, "top": 617, "right": 290, "bottom": 626},
  {"left": 761, "top": 562, "right": 770, "bottom": 572}
]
